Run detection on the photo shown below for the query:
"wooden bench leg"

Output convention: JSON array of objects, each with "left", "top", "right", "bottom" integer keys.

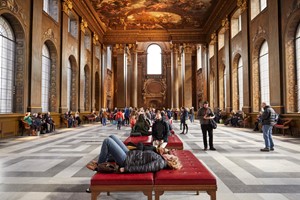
[
  {"left": 155, "top": 191, "right": 164, "bottom": 200},
  {"left": 207, "top": 190, "right": 216, "bottom": 200},
  {"left": 91, "top": 191, "right": 100, "bottom": 200},
  {"left": 143, "top": 191, "right": 153, "bottom": 200}
]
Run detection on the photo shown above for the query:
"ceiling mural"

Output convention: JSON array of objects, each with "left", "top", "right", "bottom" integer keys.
[{"left": 89, "top": 0, "right": 216, "bottom": 30}]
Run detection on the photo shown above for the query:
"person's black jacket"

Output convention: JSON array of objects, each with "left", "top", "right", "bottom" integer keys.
[
  {"left": 124, "top": 150, "right": 167, "bottom": 173},
  {"left": 152, "top": 119, "right": 169, "bottom": 142}
]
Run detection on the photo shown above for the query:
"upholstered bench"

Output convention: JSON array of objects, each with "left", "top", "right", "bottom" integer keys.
[
  {"left": 123, "top": 134, "right": 183, "bottom": 150},
  {"left": 89, "top": 150, "right": 217, "bottom": 200},
  {"left": 124, "top": 135, "right": 153, "bottom": 146},
  {"left": 154, "top": 150, "right": 217, "bottom": 200},
  {"left": 90, "top": 172, "right": 154, "bottom": 200}
]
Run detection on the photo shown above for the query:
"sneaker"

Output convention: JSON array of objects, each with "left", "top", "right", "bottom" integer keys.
[
  {"left": 210, "top": 147, "right": 216, "bottom": 151},
  {"left": 86, "top": 188, "right": 91, "bottom": 193},
  {"left": 260, "top": 148, "right": 270, "bottom": 152},
  {"left": 270, "top": 148, "right": 275, "bottom": 151},
  {"left": 203, "top": 148, "right": 208, "bottom": 151}
]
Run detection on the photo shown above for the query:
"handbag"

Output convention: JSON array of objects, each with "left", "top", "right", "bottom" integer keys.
[
  {"left": 210, "top": 119, "right": 217, "bottom": 129},
  {"left": 97, "top": 162, "right": 119, "bottom": 173}
]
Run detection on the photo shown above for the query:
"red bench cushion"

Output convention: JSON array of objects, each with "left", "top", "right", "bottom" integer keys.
[
  {"left": 91, "top": 172, "right": 153, "bottom": 185},
  {"left": 166, "top": 134, "right": 183, "bottom": 149},
  {"left": 155, "top": 150, "right": 216, "bottom": 185},
  {"left": 123, "top": 134, "right": 183, "bottom": 149},
  {"left": 123, "top": 135, "right": 153, "bottom": 146}
]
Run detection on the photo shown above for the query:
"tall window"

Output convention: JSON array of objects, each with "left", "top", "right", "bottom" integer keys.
[
  {"left": 147, "top": 44, "right": 162, "bottom": 74},
  {"left": 67, "top": 59, "right": 72, "bottom": 111},
  {"left": 231, "top": 9, "right": 242, "bottom": 38},
  {"left": 0, "top": 17, "right": 15, "bottom": 113},
  {"left": 238, "top": 58, "right": 244, "bottom": 110},
  {"left": 43, "top": 0, "right": 50, "bottom": 13},
  {"left": 259, "top": 41, "right": 270, "bottom": 105},
  {"left": 43, "top": 0, "right": 58, "bottom": 22},
  {"left": 107, "top": 46, "right": 111, "bottom": 70},
  {"left": 197, "top": 44, "right": 202, "bottom": 70},
  {"left": 42, "top": 44, "right": 51, "bottom": 112},
  {"left": 296, "top": 25, "right": 300, "bottom": 112},
  {"left": 68, "top": 12, "right": 78, "bottom": 38},
  {"left": 259, "top": 0, "right": 267, "bottom": 11}
]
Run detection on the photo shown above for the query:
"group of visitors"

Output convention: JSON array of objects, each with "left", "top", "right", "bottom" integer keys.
[{"left": 23, "top": 111, "right": 55, "bottom": 135}]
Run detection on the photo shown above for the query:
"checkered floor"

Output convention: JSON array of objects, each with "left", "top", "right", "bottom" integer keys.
[{"left": 0, "top": 121, "right": 300, "bottom": 200}]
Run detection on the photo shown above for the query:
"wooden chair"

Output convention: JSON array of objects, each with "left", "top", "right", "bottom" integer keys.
[{"left": 273, "top": 118, "right": 293, "bottom": 136}]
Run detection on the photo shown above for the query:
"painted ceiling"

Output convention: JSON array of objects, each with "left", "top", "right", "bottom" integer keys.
[{"left": 89, "top": 0, "right": 217, "bottom": 30}]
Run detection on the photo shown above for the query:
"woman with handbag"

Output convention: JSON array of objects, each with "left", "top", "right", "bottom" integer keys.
[{"left": 197, "top": 101, "right": 216, "bottom": 151}]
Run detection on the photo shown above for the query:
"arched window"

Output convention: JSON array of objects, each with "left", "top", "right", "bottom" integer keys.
[
  {"left": 0, "top": 16, "right": 15, "bottom": 113},
  {"left": 238, "top": 57, "right": 243, "bottom": 110},
  {"left": 259, "top": 41, "right": 270, "bottom": 105},
  {"left": 147, "top": 44, "right": 162, "bottom": 74},
  {"left": 42, "top": 44, "right": 51, "bottom": 112},
  {"left": 67, "top": 59, "right": 72, "bottom": 111},
  {"left": 296, "top": 24, "right": 300, "bottom": 112}
]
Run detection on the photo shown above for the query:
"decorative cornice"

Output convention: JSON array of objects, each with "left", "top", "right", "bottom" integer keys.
[
  {"left": 221, "top": 16, "right": 230, "bottom": 31},
  {"left": 237, "top": 0, "right": 247, "bottom": 13},
  {"left": 81, "top": 18, "right": 88, "bottom": 32},
  {"left": 62, "top": 0, "right": 73, "bottom": 14}
]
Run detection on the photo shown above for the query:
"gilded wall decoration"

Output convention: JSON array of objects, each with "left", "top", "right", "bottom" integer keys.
[
  {"left": 43, "top": 28, "right": 57, "bottom": 43},
  {"left": 231, "top": 59, "right": 238, "bottom": 111},
  {"left": 252, "top": 57, "right": 260, "bottom": 112},
  {"left": 89, "top": 0, "right": 215, "bottom": 30},
  {"left": 1, "top": 0, "right": 27, "bottom": 27},
  {"left": 142, "top": 78, "right": 166, "bottom": 107}
]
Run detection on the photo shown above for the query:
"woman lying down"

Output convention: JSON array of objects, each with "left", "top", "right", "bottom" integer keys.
[{"left": 86, "top": 135, "right": 182, "bottom": 173}]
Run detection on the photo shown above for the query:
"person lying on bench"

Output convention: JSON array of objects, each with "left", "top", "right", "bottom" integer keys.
[{"left": 86, "top": 135, "right": 181, "bottom": 173}]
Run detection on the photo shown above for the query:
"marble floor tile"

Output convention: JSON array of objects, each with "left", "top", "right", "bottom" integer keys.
[{"left": 1, "top": 121, "right": 300, "bottom": 200}]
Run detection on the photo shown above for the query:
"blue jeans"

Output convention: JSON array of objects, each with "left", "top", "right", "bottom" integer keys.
[
  {"left": 102, "top": 118, "right": 106, "bottom": 126},
  {"left": 262, "top": 125, "right": 274, "bottom": 149},
  {"left": 97, "top": 135, "right": 128, "bottom": 166}
]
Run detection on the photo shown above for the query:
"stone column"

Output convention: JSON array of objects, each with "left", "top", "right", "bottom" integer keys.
[
  {"left": 28, "top": 0, "right": 43, "bottom": 113},
  {"left": 59, "top": 0, "right": 72, "bottom": 114},
  {"left": 210, "top": 32, "right": 218, "bottom": 108},
  {"left": 131, "top": 45, "right": 138, "bottom": 108},
  {"left": 222, "top": 17, "right": 232, "bottom": 113},
  {"left": 183, "top": 43, "right": 193, "bottom": 108},
  {"left": 115, "top": 44, "right": 126, "bottom": 108},
  {"left": 172, "top": 44, "right": 179, "bottom": 109},
  {"left": 268, "top": 0, "right": 283, "bottom": 113},
  {"left": 238, "top": 0, "right": 251, "bottom": 113}
]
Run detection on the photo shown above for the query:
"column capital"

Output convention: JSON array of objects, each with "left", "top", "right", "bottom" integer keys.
[
  {"left": 210, "top": 32, "right": 217, "bottom": 45},
  {"left": 222, "top": 16, "right": 230, "bottom": 31},
  {"left": 62, "top": 0, "right": 73, "bottom": 14},
  {"left": 114, "top": 44, "right": 125, "bottom": 54},
  {"left": 93, "top": 32, "right": 99, "bottom": 45},
  {"left": 237, "top": 0, "right": 248, "bottom": 13},
  {"left": 81, "top": 19, "right": 88, "bottom": 33}
]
